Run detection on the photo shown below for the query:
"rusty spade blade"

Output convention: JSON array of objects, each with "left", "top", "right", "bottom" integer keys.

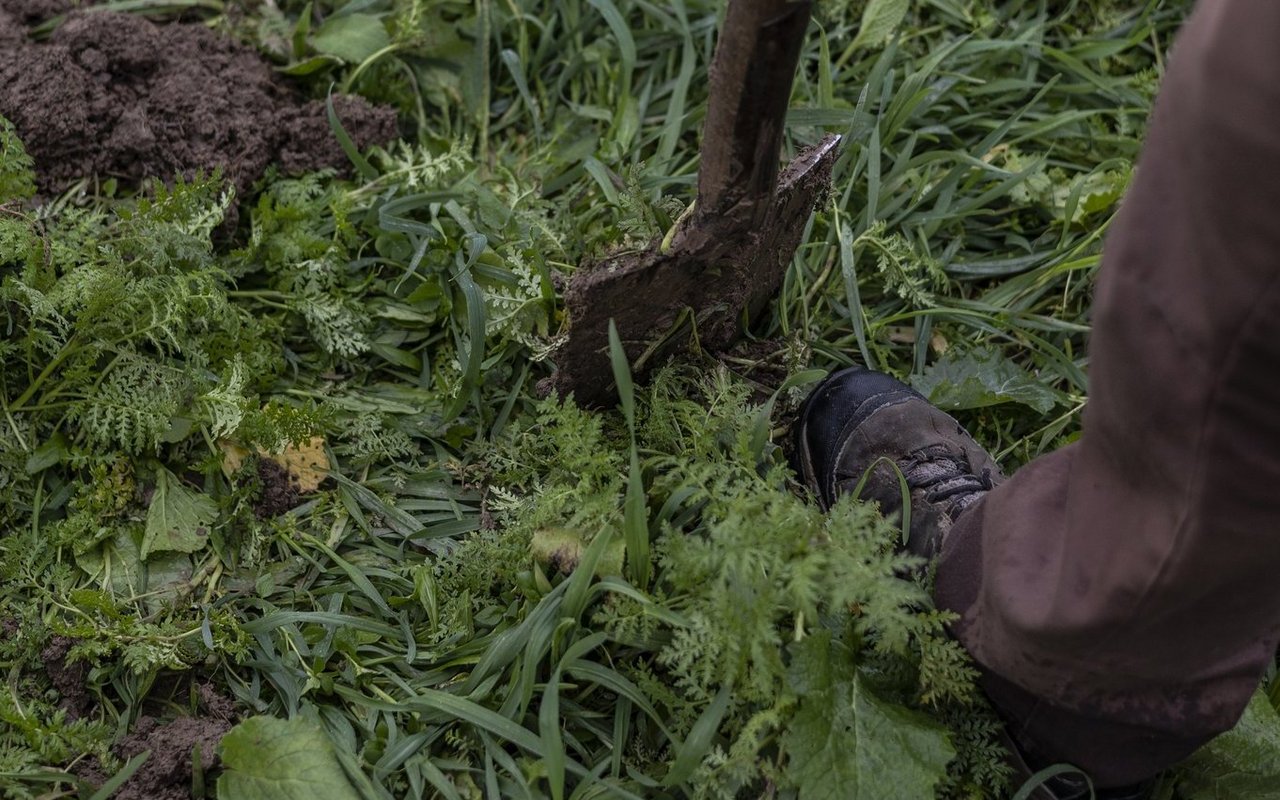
[{"left": 552, "top": 0, "right": 841, "bottom": 407}]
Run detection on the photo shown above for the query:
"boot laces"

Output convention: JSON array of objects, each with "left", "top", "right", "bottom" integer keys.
[{"left": 900, "top": 447, "right": 993, "bottom": 518}]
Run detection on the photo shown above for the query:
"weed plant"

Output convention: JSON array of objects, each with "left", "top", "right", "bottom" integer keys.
[{"left": 2, "top": 0, "right": 1277, "bottom": 798}]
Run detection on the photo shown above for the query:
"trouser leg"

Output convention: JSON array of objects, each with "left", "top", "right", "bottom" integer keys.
[{"left": 935, "top": 0, "right": 1280, "bottom": 787}]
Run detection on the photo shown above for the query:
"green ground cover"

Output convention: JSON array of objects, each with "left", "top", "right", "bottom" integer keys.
[{"left": 3, "top": 0, "right": 1279, "bottom": 797}]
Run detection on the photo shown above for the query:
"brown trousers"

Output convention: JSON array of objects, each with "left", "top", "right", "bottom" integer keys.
[{"left": 936, "top": 0, "right": 1280, "bottom": 788}]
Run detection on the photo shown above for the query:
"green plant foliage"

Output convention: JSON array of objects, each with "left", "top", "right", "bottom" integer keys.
[
  {"left": 142, "top": 467, "right": 218, "bottom": 558},
  {"left": 1172, "top": 691, "right": 1280, "bottom": 799},
  {"left": 218, "top": 716, "right": 362, "bottom": 799},
  {"left": 0, "top": 115, "right": 35, "bottom": 201},
  {"left": 427, "top": 368, "right": 994, "bottom": 798},
  {"left": 311, "top": 13, "right": 390, "bottom": 64},
  {"left": 911, "top": 347, "right": 1065, "bottom": 415},
  {"left": 0, "top": 0, "right": 1240, "bottom": 798},
  {"left": 783, "top": 633, "right": 955, "bottom": 800},
  {"left": 848, "top": 0, "right": 911, "bottom": 52}
]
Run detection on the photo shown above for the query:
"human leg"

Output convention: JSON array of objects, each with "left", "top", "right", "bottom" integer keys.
[{"left": 935, "top": 0, "right": 1280, "bottom": 786}]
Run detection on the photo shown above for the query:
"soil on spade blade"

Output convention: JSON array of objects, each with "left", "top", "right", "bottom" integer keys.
[{"left": 0, "top": 2, "right": 398, "bottom": 198}]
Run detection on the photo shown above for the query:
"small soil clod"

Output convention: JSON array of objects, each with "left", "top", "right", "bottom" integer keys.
[
  {"left": 254, "top": 456, "right": 302, "bottom": 519},
  {"left": 39, "top": 635, "right": 92, "bottom": 719}
]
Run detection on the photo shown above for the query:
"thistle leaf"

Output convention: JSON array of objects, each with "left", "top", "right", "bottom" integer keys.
[
  {"left": 1176, "top": 691, "right": 1280, "bottom": 799},
  {"left": 911, "top": 346, "right": 1063, "bottom": 415},
  {"left": 783, "top": 632, "right": 955, "bottom": 800}
]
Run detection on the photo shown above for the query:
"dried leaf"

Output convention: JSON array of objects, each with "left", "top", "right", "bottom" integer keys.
[{"left": 220, "top": 436, "right": 330, "bottom": 493}]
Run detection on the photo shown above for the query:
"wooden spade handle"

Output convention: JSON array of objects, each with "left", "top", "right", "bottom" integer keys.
[{"left": 696, "top": 0, "right": 815, "bottom": 220}]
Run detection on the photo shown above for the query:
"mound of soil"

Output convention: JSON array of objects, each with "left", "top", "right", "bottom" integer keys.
[
  {"left": 0, "top": 3, "right": 397, "bottom": 197},
  {"left": 77, "top": 683, "right": 239, "bottom": 800},
  {"left": 0, "top": 0, "right": 72, "bottom": 30},
  {"left": 109, "top": 715, "right": 231, "bottom": 800}
]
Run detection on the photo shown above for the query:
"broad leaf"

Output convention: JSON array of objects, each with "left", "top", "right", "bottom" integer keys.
[
  {"left": 218, "top": 716, "right": 360, "bottom": 800},
  {"left": 911, "top": 347, "right": 1062, "bottom": 415},
  {"left": 78, "top": 529, "right": 191, "bottom": 610},
  {"left": 783, "top": 633, "right": 955, "bottom": 799},
  {"left": 1176, "top": 691, "right": 1280, "bottom": 799},
  {"left": 850, "top": 0, "right": 910, "bottom": 52},
  {"left": 25, "top": 431, "right": 67, "bottom": 474},
  {"left": 311, "top": 13, "right": 390, "bottom": 64},
  {"left": 141, "top": 467, "right": 215, "bottom": 559}
]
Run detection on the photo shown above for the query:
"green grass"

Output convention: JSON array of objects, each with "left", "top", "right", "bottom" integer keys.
[{"left": 3, "top": 0, "right": 1278, "bottom": 798}]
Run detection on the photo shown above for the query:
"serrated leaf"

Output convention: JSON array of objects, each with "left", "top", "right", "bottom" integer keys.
[
  {"left": 217, "top": 716, "right": 361, "bottom": 800},
  {"left": 911, "top": 346, "right": 1062, "bottom": 415},
  {"left": 783, "top": 633, "right": 954, "bottom": 800},
  {"left": 312, "top": 13, "right": 390, "bottom": 64},
  {"left": 141, "top": 467, "right": 215, "bottom": 560},
  {"left": 850, "top": 0, "right": 910, "bottom": 52},
  {"left": 1176, "top": 691, "right": 1280, "bottom": 799}
]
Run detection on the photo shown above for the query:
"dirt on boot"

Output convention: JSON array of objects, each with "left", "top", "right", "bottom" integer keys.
[{"left": 0, "top": 9, "right": 398, "bottom": 198}]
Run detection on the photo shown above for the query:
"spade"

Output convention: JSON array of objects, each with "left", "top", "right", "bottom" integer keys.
[{"left": 552, "top": 0, "right": 841, "bottom": 406}]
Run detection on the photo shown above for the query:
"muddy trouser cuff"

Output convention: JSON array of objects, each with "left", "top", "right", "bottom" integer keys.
[
  {"left": 934, "top": 0, "right": 1280, "bottom": 787},
  {"left": 938, "top": 496, "right": 1247, "bottom": 787}
]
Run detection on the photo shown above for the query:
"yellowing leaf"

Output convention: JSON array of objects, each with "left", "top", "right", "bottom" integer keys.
[
  {"left": 220, "top": 436, "right": 330, "bottom": 493},
  {"left": 219, "top": 440, "right": 251, "bottom": 476},
  {"left": 531, "top": 527, "right": 625, "bottom": 577},
  {"left": 278, "top": 436, "right": 329, "bottom": 492}
]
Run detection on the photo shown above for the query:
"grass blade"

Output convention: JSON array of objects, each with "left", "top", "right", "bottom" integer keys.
[
  {"left": 325, "top": 86, "right": 377, "bottom": 181},
  {"left": 539, "top": 668, "right": 566, "bottom": 800},
  {"left": 663, "top": 683, "right": 731, "bottom": 787}
]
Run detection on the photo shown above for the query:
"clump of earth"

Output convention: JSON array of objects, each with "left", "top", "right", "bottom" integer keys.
[
  {"left": 1, "top": 2, "right": 396, "bottom": 796},
  {"left": 0, "top": 0, "right": 398, "bottom": 197},
  {"left": 75, "top": 683, "right": 239, "bottom": 800},
  {"left": 254, "top": 456, "right": 302, "bottom": 519}
]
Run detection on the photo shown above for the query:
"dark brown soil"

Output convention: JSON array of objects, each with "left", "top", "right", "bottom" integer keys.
[
  {"left": 0, "top": 0, "right": 75, "bottom": 28},
  {"left": 254, "top": 456, "right": 301, "bottom": 518},
  {"left": 0, "top": 7, "right": 397, "bottom": 198},
  {"left": 108, "top": 716, "right": 230, "bottom": 800},
  {"left": 78, "top": 683, "right": 237, "bottom": 800},
  {"left": 40, "top": 635, "right": 93, "bottom": 719}
]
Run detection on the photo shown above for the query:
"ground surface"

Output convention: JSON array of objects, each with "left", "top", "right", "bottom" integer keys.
[
  {"left": 0, "top": 0, "right": 396, "bottom": 197},
  {"left": 1, "top": 1, "right": 1278, "bottom": 799}
]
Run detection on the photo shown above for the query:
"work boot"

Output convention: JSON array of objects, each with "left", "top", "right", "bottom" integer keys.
[
  {"left": 792, "top": 365, "right": 1152, "bottom": 800},
  {"left": 792, "top": 365, "right": 1001, "bottom": 559}
]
